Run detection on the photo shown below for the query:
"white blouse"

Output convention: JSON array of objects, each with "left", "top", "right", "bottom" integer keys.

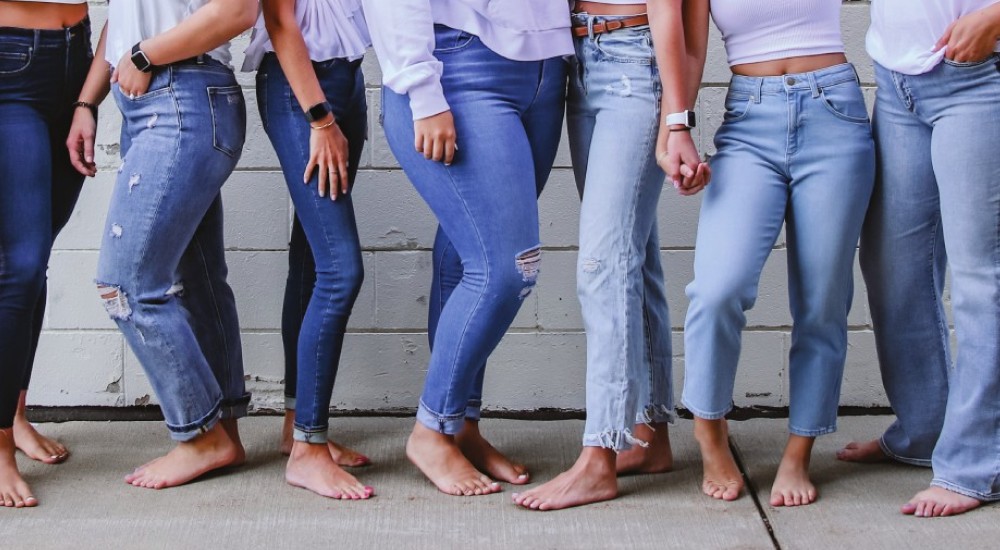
[
  {"left": 242, "top": 0, "right": 371, "bottom": 71},
  {"left": 868, "top": 0, "right": 1000, "bottom": 75},
  {"left": 361, "top": 0, "right": 574, "bottom": 120},
  {"left": 105, "top": 0, "right": 233, "bottom": 68}
]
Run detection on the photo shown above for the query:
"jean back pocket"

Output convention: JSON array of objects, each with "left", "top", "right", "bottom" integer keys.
[{"left": 208, "top": 85, "right": 247, "bottom": 158}]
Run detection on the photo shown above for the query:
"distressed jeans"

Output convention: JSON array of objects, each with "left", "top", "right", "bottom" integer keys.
[
  {"left": 569, "top": 15, "right": 674, "bottom": 451},
  {"left": 96, "top": 59, "right": 249, "bottom": 441},
  {"left": 862, "top": 59, "right": 1000, "bottom": 501},
  {"left": 0, "top": 19, "right": 91, "bottom": 428},
  {"left": 257, "top": 53, "right": 367, "bottom": 443},
  {"left": 682, "top": 64, "right": 875, "bottom": 436},
  {"left": 382, "top": 25, "right": 566, "bottom": 434}
]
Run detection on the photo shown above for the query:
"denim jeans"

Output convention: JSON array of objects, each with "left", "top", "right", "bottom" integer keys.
[
  {"left": 682, "top": 64, "right": 874, "bottom": 436},
  {"left": 96, "top": 59, "right": 249, "bottom": 441},
  {"left": 862, "top": 59, "right": 1000, "bottom": 501},
  {"left": 257, "top": 52, "right": 367, "bottom": 443},
  {"left": 0, "top": 19, "right": 91, "bottom": 428},
  {"left": 382, "top": 25, "right": 566, "bottom": 434},
  {"left": 568, "top": 15, "right": 674, "bottom": 451},
  {"left": 280, "top": 216, "right": 314, "bottom": 409}
]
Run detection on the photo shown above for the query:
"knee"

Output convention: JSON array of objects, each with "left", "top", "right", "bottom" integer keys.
[
  {"left": 0, "top": 252, "right": 47, "bottom": 297},
  {"left": 314, "top": 259, "right": 365, "bottom": 305},
  {"left": 96, "top": 283, "right": 133, "bottom": 321},
  {"left": 511, "top": 245, "right": 541, "bottom": 300},
  {"left": 686, "top": 276, "right": 757, "bottom": 315}
]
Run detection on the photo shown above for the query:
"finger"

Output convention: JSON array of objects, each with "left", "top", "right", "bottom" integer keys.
[
  {"left": 934, "top": 22, "right": 955, "bottom": 52},
  {"left": 679, "top": 163, "right": 695, "bottom": 179},
  {"left": 317, "top": 163, "right": 328, "bottom": 198},
  {"left": 111, "top": 69, "right": 119, "bottom": 83},
  {"left": 84, "top": 133, "right": 95, "bottom": 165},
  {"left": 444, "top": 136, "right": 456, "bottom": 166},
  {"left": 338, "top": 158, "right": 350, "bottom": 195},
  {"left": 329, "top": 168, "right": 339, "bottom": 201},
  {"left": 303, "top": 158, "right": 316, "bottom": 184},
  {"left": 430, "top": 136, "right": 445, "bottom": 162},
  {"left": 414, "top": 131, "right": 423, "bottom": 154},
  {"left": 667, "top": 157, "right": 681, "bottom": 188}
]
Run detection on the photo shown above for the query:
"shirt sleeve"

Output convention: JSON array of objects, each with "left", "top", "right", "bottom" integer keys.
[{"left": 361, "top": 0, "right": 449, "bottom": 120}]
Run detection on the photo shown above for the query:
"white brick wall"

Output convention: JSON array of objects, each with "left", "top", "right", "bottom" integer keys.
[{"left": 32, "top": 2, "right": 906, "bottom": 414}]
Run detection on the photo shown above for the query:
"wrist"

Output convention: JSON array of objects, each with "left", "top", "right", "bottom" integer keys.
[
  {"left": 73, "top": 100, "right": 98, "bottom": 118},
  {"left": 130, "top": 42, "right": 155, "bottom": 73}
]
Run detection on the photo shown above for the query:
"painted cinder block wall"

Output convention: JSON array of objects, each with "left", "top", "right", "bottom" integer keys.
[{"left": 32, "top": 1, "right": 899, "bottom": 415}]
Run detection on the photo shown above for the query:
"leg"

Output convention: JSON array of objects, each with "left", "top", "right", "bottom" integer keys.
[
  {"left": 905, "top": 61, "right": 1000, "bottom": 516},
  {"left": 843, "top": 66, "right": 946, "bottom": 466},
  {"left": 280, "top": 217, "right": 313, "bottom": 454}
]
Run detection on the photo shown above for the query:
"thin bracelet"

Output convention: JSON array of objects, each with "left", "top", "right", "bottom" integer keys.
[
  {"left": 310, "top": 119, "right": 336, "bottom": 130},
  {"left": 73, "top": 100, "right": 98, "bottom": 118},
  {"left": 668, "top": 127, "right": 692, "bottom": 133}
]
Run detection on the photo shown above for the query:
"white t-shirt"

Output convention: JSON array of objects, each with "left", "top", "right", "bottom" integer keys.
[
  {"left": 242, "top": 0, "right": 371, "bottom": 71},
  {"left": 868, "top": 0, "right": 1000, "bottom": 74},
  {"left": 711, "top": 0, "right": 844, "bottom": 66},
  {"left": 106, "top": 0, "right": 232, "bottom": 68}
]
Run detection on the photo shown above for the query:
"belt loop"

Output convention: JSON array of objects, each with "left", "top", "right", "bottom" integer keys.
[
  {"left": 753, "top": 78, "right": 763, "bottom": 104},
  {"left": 196, "top": 54, "right": 206, "bottom": 65},
  {"left": 587, "top": 16, "right": 596, "bottom": 41},
  {"left": 807, "top": 72, "right": 820, "bottom": 98}
]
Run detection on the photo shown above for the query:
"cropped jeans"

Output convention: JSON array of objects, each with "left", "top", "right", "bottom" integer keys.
[
  {"left": 382, "top": 25, "right": 566, "bottom": 435},
  {"left": 257, "top": 52, "right": 367, "bottom": 443},
  {"left": 96, "top": 59, "right": 249, "bottom": 441},
  {"left": 569, "top": 15, "right": 674, "bottom": 451},
  {"left": 682, "top": 64, "right": 875, "bottom": 437},
  {"left": 0, "top": 19, "right": 91, "bottom": 428},
  {"left": 862, "top": 58, "right": 1000, "bottom": 501}
]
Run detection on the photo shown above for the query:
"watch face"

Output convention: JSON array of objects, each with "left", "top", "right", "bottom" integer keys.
[{"left": 686, "top": 111, "right": 697, "bottom": 128}]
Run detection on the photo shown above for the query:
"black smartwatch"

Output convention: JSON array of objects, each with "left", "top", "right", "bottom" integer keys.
[
  {"left": 304, "top": 101, "right": 333, "bottom": 123},
  {"left": 130, "top": 42, "right": 154, "bottom": 73}
]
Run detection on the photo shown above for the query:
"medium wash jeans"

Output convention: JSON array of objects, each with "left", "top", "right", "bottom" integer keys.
[
  {"left": 96, "top": 59, "right": 249, "bottom": 441},
  {"left": 862, "top": 59, "right": 1000, "bottom": 501},
  {"left": 257, "top": 52, "right": 367, "bottom": 443},
  {"left": 682, "top": 64, "right": 874, "bottom": 437},
  {"left": 568, "top": 15, "right": 674, "bottom": 451},
  {"left": 0, "top": 19, "right": 91, "bottom": 428},
  {"left": 382, "top": 26, "right": 566, "bottom": 434}
]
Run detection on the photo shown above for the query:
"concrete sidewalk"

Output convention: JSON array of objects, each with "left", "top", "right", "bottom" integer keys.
[{"left": 3, "top": 416, "right": 996, "bottom": 549}]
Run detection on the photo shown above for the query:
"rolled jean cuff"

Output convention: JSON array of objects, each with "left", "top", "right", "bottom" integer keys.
[
  {"left": 220, "top": 392, "right": 251, "bottom": 420},
  {"left": 416, "top": 401, "right": 465, "bottom": 435},
  {"left": 788, "top": 423, "right": 837, "bottom": 437},
  {"left": 637, "top": 404, "right": 676, "bottom": 425},
  {"left": 878, "top": 436, "right": 933, "bottom": 467},
  {"left": 293, "top": 426, "right": 329, "bottom": 444},
  {"left": 930, "top": 478, "right": 1000, "bottom": 502},
  {"left": 583, "top": 429, "right": 649, "bottom": 452},
  {"left": 166, "top": 402, "right": 222, "bottom": 442},
  {"left": 681, "top": 399, "right": 732, "bottom": 421},
  {"left": 285, "top": 395, "right": 297, "bottom": 410},
  {"left": 465, "top": 399, "right": 482, "bottom": 421}
]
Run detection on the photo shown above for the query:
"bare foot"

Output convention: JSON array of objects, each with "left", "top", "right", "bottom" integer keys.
[
  {"left": 770, "top": 435, "right": 817, "bottom": 507},
  {"left": 280, "top": 411, "right": 370, "bottom": 467},
  {"left": 406, "top": 422, "right": 500, "bottom": 496},
  {"left": 694, "top": 418, "right": 743, "bottom": 501},
  {"left": 456, "top": 419, "right": 529, "bottom": 484},
  {"left": 617, "top": 422, "right": 673, "bottom": 475},
  {"left": 902, "top": 486, "right": 982, "bottom": 517},
  {"left": 285, "top": 441, "right": 373, "bottom": 500},
  {"left": 0, "top": 429, "right": 38, "bottom": 508},
  {"left": 512, "top": 447, "right": 618, "bottom": 511},
  {"left": 836, "top": 439, "right": 889, "bottom": 463},
  {"left": 124, "top": 423, "right": 243, "bottom": 489},
  {"left": 13, "top": 391, "right": 68, "bottom": 464}
]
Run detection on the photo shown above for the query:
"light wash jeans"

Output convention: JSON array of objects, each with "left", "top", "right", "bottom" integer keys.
[
  {"left": 382, "top": 25, "right": 566, "bottom": 435},
  {"left": 96, "top": 59, "right": 249, "bottom": 441},
  {"left": 569, "top": 15, "right": 674, "bottom": 451},
  {"left": 862, "top": 58, "right": 1000, "bottom": 501},
  {"left": 257, "top": 53, "right": 367, "bottom": 444},
  {"left": 682, "top": 64, "right": 874, "bottom": 437}
]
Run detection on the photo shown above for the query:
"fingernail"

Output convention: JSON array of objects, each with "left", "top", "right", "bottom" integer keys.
[
  {"left": 518, "top": 474, "right": 529, "bottom": 479},
  {"left": 672, "top": 180, "right": 680, "bottom": 189}
]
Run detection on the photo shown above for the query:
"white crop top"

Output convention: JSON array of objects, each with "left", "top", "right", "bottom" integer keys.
[
  {"left": 362, "top": 0, "right": 574, "bottom": 120},
  {"left": 7, "top": 0, "right": 87, "bottom": 3},
  {"left": 868, "top": 0, "right": 1000, "bottom": 75},
  {"left": 105, "top": 0, "right": 232, "bottom": 69},
  {"left": 710, "top": 0, "right": 844, "bottom": 66},
  {"left": 242, "top": 0, "right": 371, "bottom": 71}
]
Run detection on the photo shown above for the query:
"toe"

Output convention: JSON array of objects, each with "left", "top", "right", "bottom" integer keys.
[{"left": 23, "top": 495, "right": 37, "bottom": 507}]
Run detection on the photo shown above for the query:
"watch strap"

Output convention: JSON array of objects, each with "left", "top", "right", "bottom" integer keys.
[
  {"left": 304, "top": 101, "right": 333, "bottom": 123},
  {"left": 130, "top": 42, "right": 154, "bottom": 73},
  {"left": 665, "top": 110, "right": 697, "bottom": 128}
]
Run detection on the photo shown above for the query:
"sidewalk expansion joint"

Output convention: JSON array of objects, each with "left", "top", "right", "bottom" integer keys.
[{"left": 730, "top": 438, "right": 783, "bottom": 550}]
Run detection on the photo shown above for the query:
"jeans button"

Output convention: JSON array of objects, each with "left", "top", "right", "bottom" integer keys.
[{"left": 786, "top": 77, "right": 796, "bottom": 86}]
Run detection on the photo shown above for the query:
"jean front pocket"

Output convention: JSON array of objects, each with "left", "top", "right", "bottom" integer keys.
[
  {"left": 208, "top": 85, "right": 247, "bottom": 158},
  {"left": 593, "top": 29, "right": 653, "bottom": 65},
  {"left": 942, "top": 54, "right": 998, "bottom": 67},
  {"left": 0, "top": 42, "right": 32, "bottom": 76},
  {"left": 820, "top": 81, "right": 869, "bottom": 124},
  {"left": 723, "top": 91, "right": 753, "bottom": 122},
  {"left": 433, "top": 25, "right": 476, "bottom": 54}
]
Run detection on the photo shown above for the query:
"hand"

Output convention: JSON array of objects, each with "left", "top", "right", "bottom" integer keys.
[
  {"left": 934, "top": 8, "right": 1000, "bottom": 63},
  {"left": 66, "top": 106, "right": 98, "bottom": 177},
  {"left": 414, "top": 110, "right": 457, "bottom": 165},
  {"left": 304, "top": 114, "right": 351, "bottom": 201},
  {"left": 112, "top": 50, "right": 152, "bottom": 99},
  {"left": 656, "top": 128, "right": 710, "bottom": 196}
]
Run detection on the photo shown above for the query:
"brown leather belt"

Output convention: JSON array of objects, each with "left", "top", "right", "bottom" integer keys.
[{"left": 571, "top": 14, "right": 649, "bottom": 38}]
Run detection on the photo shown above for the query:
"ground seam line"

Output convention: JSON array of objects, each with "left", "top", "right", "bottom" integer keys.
[{"left": 730, "top": 438, "right": 783, "bottom": 550}]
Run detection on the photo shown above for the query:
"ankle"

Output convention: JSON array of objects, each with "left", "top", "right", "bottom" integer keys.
[
  {"left": 289, "top": 441, "right": 329, "bottom": 460},
  {"left": 694, "top": 419, "right": 728, "bottom": 446},
  {"left": 579, "top": 447, "right": 617, "bottom": 472}
]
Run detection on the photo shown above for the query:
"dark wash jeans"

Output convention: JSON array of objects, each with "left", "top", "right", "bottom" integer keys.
[
  {"left": 257, "top": 52, "right": 367, "bottom": 442},
  {"left": 0, "top": 19, "right": 91, "bottom": 428}
]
